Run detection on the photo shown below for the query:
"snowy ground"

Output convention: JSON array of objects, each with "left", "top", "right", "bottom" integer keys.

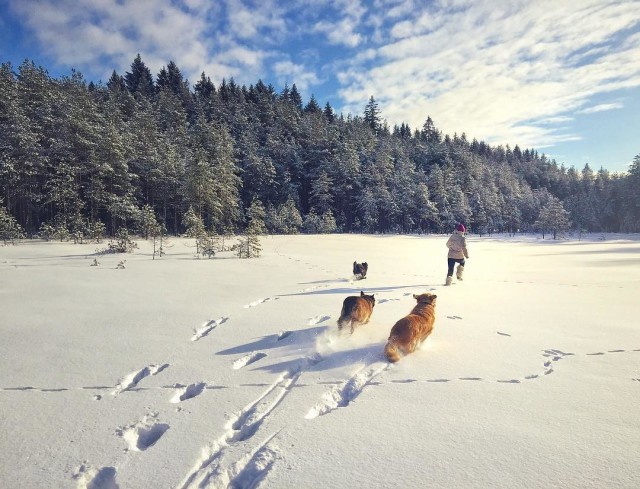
[{"left": 1, "top": 233, "right": 639, "bottom": 489}]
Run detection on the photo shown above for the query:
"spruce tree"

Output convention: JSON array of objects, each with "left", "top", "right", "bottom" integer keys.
[
  {"left": 364, "top": 96, "right": 381, "bottom": 133},
  {"left": 0, "top": 204, "right": 26, "bottom": 244},
  {"left": 534, "top": 197, "right": 571, "bottom": 239},
  {"left": 124, "top": 54, "right": 155, "bottom": 98}
]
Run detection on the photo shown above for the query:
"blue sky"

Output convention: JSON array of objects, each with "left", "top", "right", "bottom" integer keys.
[{"left": 1, "top": 0, "right": 639, "bottom": 173}]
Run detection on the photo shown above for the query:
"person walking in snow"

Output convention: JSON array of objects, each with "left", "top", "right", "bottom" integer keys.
[{"left": 445, "top": 223, "right": 469, "bottom": 286}]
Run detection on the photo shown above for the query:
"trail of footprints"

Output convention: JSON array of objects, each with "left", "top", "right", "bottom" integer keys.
[
  {"left": 77, "top": 292, "right": 312, "bottom": 488},
  {"left": 4, "top": 279, "right": 637, "bottom": 488}
]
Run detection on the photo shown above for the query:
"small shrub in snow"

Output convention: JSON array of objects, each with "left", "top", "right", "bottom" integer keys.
[
  {"left": 197, "top": 235, "right": 218, "bottom": 259},
  {"left": 107, "top": 228, "right": 138, "bottom": 253},
  {"left": 39, "top": 220, "right": 70, "bottom": 242}
]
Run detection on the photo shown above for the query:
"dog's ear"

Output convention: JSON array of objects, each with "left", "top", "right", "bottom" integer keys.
[
  {"left": 360, "top": 291, "right": 365, "bottom": 296},
  {"left": 431, "top": 294, "right": 437, "bottom": 300},
  {"left": 413, "top": 293, "right": 418, "bottom": 299}
]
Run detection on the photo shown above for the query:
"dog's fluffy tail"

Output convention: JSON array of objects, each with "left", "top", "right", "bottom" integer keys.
[{"left": 384, "top": 337, "right": 401, "bottom": 363}]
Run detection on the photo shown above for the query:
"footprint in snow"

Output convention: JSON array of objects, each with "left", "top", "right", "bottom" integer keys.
[
  {"left": 243, "top": 297, "right": 279, "bottom": 308},
  {"left": 116, "top": 413, "right": 169, "bottom": 452},
  {"left": 74, "top": 465, "right": 119, "bottom": 489},
  {"left": 170, "top": 382, "right": 206, "bottom": 403},
  {"left": 112, "top": 363, "right": 169, "bottom": 396},
  {"left": 276, "top": 331, "right": 292, "bottom": 341},
  {"left": 233, "top": 352, "right": 267, "bottom": 370},
  {"left": 191, "top": 317, "right": 229, "bottom": 342},
  {"left": 308, "top": 315, "right": 330, "bottom": 325},
  {"left": 377, "top": 298, "right": 399, "bottom": 304}
]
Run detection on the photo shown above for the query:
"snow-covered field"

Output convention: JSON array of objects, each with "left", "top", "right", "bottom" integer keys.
[{"left": 1, "top": 233, "right": 639, "bottom": 489}]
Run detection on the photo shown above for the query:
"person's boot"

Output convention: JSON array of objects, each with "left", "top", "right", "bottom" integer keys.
[
  {"left": 445, "top": 275, "right": 452, "bottom": 286},
  {"left": 456, "top": 265, "right": 464, "bottom": 281}
]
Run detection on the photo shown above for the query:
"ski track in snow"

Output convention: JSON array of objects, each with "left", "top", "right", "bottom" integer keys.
[
  {"left": 305, "top": 362, "right": 391, "bottom": 419},
  {"left": 178, "top": 364, "right": 315, "bottom": 489},
  {"left": 4, "top": 347, "right": 635, "bottom": 395}
]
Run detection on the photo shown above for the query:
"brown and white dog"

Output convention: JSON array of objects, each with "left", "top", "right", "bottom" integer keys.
[
  {"left": 384, "top": 293, "right": 437, "bottom": 362},
  {"left": 353, "top": 261, "right": 368, "bottom": 280},
  {"left": 337, "top": 291, "right": 375, "bottom": 334}
]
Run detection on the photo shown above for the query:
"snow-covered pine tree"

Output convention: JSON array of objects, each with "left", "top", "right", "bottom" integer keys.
[
  {"left": 236, "top": 212, "right": 262, "bottom": 258},
  {"left": 138, "top": 204, "right": 161, "bottom": 239},
  {"left": 182, "top": 205, "right": 205, "bottom": 238},
  {"left": 124, "top": 54, "right": 154, "bottom": 98},
  {"left": 280, "top": 198, "right": 302, "bottom": 234},
  {"left": 246, "top": 198, "right": 267, "bottom": 234},
  {"left": 0, "top": 204, "right": 26, "bottom": 244},
  {"left": 534, "top": 197, "right": 571, "bottom": 239},
  {"left": 137, "top": 204, "right": 166, "bottom": 259}
]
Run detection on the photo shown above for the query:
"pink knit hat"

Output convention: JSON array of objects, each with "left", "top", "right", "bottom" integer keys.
[{"left": 456, "top": 223, "right": 466, "bottom": 232}]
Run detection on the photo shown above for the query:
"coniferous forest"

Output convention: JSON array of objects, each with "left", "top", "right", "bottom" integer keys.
[{"left": 1, "top": 55, "right": 639, "bottom": 241}]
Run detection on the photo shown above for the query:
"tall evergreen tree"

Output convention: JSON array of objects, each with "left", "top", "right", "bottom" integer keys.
[
  {"left": 0, "top": 202, "right": 26, "bottom": 243},
  {"left": 363, "top": 96, "right": 381, "bottom": 133},
  {"left": 184, "top": 116, "right": 241, "bottom": 232},
  {"left": 289, "top": 83, "right": 303, "bottom": 110},
  {"left": 124, "top": 54, "right": 155, "bottom": 98},
  {"left": 304, "top": 95, "right": 322, "bottom": 114},
  {"left": 534, "top": 197, "right": 571, "bottom": 239},
  {"left": 107, "top": 70, "right": 126, "bottom": 92}
]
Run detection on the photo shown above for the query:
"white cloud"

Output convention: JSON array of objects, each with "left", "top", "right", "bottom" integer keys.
[
  {"left": 311, "top": 0, "right": 366, "bottom": 47},
  {"left": 578, "top": 102, "right": 624, "bottom": 114},
  {"left": 8, "top": 0, "right": 220, "bottom": 81},
  {"left": 272, "top": 60, "right": 320, "bottom": 93},
  {"left": 6, "top": 0, "right": 640, "bottom": 155},
  {"left": 337, "top": 0, "right": 640, "bottom": 149},
  {"left": 225, "top": 0, "right": 287, "bottom": 41}
]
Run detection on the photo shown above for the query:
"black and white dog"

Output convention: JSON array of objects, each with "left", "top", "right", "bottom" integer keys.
[{"left": 353, "top": 261, "right": 368, "bottom": 280}]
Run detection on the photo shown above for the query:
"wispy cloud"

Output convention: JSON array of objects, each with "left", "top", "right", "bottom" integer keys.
[
  {"left": 578, "top": 102, "right": 624, "bottom": 114},
  {"left": 338, "top": 0, "right": 640, "bottom": 148},
  {"left": 273, "top": 60, "right": 320, "bottom": 92},
  {"left": 6, "top": 0, "right": 640, "bottom": 155}
]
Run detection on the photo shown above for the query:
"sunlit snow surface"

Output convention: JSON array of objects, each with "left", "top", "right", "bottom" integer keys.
[{"left": 1, "top": 233, "right": 639, "bottom": 488}]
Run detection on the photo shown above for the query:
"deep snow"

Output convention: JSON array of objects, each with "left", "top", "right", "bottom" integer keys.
[{"left": 1, "top": 233, "right": 639, "bottom": 489}]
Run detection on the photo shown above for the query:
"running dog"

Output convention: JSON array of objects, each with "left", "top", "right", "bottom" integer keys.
[
  {"left": 353, "top": 261, "right": 368, "bottom": 280},
  {"left": 384, "top": 293, "right": 437, "bottom": 362},
  {"left": 337, "top": 291, "right": 375, "bottom": 334}
]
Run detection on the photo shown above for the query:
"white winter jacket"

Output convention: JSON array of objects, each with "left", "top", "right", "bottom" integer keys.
[{"left": 446, "top": 231, "right": 469, "bottom": 259}]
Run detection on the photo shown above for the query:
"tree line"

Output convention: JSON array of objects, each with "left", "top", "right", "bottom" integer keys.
[{"left": 1, "top": 55, "right": 639, "bottom": 242}]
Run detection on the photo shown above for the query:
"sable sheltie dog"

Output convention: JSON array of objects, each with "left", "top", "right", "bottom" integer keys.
[
  {"left": 353, "top": 261, "right": 368, "bottom": 280},
  {"left": 337, "top": 291, "right": 375, "bottom": 334},
  {"left": 384, "top": 293, "right": 437, "bottom": 362}
]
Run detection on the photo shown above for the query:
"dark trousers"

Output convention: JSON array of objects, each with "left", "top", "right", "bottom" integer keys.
[{"left": 447, "top": 258, "right": 465, "bottom": 276}]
